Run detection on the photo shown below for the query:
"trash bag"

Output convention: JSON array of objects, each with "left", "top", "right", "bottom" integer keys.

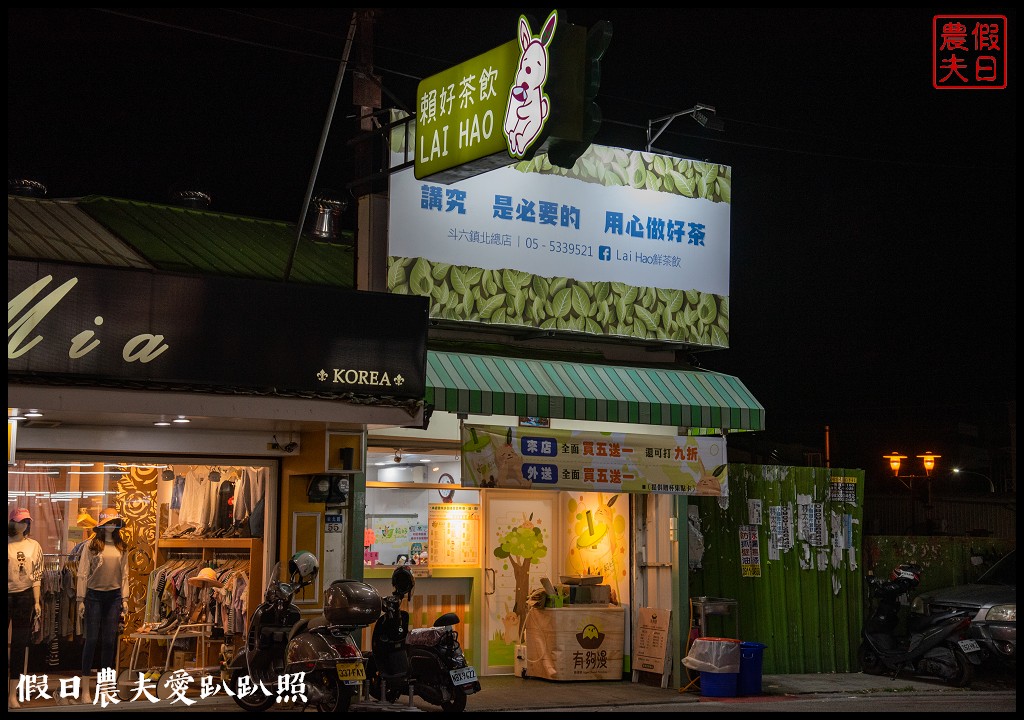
[{"left": 682, "top": 637, "right": 741, "bottom": 673}]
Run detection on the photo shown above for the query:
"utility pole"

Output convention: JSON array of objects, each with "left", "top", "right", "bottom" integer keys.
[{"left": 351, "top": 9, "right": 389, "bottom": 292}]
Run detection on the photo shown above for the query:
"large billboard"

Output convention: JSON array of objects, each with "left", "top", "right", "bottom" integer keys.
[{"left": 388, "top": 133, "right": 732, "bottom": 348}]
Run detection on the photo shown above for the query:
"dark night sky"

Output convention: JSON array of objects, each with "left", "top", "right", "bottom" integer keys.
[{"left": 8, "top": 8, "right": 1017, "bottom": 478}]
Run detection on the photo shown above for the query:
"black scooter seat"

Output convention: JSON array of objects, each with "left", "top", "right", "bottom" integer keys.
[
  {"left": 408, "top": 626, "right": 446, "bottom": 646},
  {"left": 433, "top": 612, "right": 460, "bottom": 627}
]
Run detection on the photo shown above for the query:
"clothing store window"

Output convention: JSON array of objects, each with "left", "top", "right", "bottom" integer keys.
[{"left": 6, "top": 457, "right": 273, "bottom": 682}]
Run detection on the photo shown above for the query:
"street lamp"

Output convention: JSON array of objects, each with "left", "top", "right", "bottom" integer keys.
[
  {"left": 952, "top": 467, "right": 996, "bottom": 493},
  {"left": 646, "top": 103, "right": 725, "bottom": 152},
  {"left": 883, "top": 451, "right": 941, "bottom": 534}
]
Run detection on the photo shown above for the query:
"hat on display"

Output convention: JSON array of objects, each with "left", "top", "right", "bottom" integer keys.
[
  {"left": 98, "top": 507, "right": 123, "bottom": 527},
  {"left": 77, "top": 510, "right": 98, "bottom": 529},
  {"left": 9, "top": 508, "right": 31, "bottom": 523},
  {"left": 188, "top": 567, "right": 224, "bottom": 588}
]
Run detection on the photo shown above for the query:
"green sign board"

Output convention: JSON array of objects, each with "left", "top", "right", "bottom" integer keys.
[
  {"left": 415, "top": 40, "right": 520, "bottom": 182},
  {"left": 415, "top": 11, "right": 585, "bottom": 184}
]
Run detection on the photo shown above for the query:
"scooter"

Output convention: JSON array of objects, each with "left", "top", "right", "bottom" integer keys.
[
  {"left": 858, "top": 563, "right": 982, "bottom": 687},
  {"left": 227, "top": 551, "right": 382, "bottom": 712},
  {"left": 366, "top": 566, "right": 481, "bottom": 712}
]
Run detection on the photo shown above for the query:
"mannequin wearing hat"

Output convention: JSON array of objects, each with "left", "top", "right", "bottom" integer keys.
[
  {"left": 76, "top": 508, "right": 129, "bottom": 705},
  {"left": 8, "top": 508, "right": 43, "bottom": 709}
]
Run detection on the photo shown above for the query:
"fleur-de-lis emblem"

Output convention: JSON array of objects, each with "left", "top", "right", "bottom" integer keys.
[
  {"left": 317, "top": 369, "right": 328, "bottom": 381},
  {"left": 394, "top": 374, "right": 405, "bottom": 386}
]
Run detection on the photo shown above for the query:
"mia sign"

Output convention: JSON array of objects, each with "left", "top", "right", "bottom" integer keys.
[{"left": 415, "top": 10, "right": 586, "bottom": 184}]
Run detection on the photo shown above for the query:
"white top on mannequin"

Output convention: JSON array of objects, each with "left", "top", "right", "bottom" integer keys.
[
  {"left": 76, "top": 526, "right": 130, "bottom": 599},
  {"left": 7, "top": 523, "right": 44, "bottom": 595}
]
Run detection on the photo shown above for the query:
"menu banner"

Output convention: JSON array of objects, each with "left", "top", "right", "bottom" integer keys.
[
  {"left": 427, "top": 502, "right": 481, "bottom": 567},
  {"left": 460, "top": 424, "right": 728, "bottom": 496}
]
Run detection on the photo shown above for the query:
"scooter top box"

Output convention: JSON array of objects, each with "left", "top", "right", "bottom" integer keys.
[{"left": 325, "top": 579, "right": 383, "bottom": 626}]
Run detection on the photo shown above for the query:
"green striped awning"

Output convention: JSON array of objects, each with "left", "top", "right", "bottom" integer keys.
[{"left": 425, "top": 351, "right": 764, "bottom": 432}]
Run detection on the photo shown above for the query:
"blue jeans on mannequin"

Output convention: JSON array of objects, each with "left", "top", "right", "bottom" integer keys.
[
  {"left": 8, "top": 589, "right": 35, "bottom": 679},
  {"left": 81, "top": 588, "right": 122, "bottom": 676}
]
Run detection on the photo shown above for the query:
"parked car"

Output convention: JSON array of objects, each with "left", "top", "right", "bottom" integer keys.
[{"left": 910, "top": 549, "right": 1016, "bottom": 668}]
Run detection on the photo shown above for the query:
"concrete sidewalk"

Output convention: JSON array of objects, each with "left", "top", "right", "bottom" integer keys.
[
  {"left": 455, "top": 671, "right": 979, "bottom": 712},
  {"left": 12, "top": 670, "right": 1001, "bottom": 713}
]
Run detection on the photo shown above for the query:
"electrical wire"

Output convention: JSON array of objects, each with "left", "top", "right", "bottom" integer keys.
[{"left": 92, "top": 8, "right": 341, "bottom": 62}]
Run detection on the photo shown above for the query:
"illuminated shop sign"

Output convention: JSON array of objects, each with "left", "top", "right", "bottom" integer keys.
[
  {"left": 460, "top": 424, "right": 728, "bottom": 496},
  {"left": 8, "top": 259, "right": 428, "bottom": 398}
]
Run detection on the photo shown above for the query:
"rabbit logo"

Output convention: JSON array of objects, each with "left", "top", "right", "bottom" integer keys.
[{"left": 504, "top": 10, "right": 558, "bottom": 158}]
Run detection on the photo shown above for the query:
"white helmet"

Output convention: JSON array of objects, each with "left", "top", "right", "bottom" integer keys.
[{"left": 289, "top": 550, "right": 319, "bottom": 586}]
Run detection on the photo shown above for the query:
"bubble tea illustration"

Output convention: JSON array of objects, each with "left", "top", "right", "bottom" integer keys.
[{"left": 462, "top": 427, "right": 498, "bottom": 487}]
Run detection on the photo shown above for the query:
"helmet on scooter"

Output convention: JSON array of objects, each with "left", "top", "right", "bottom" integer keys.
[
  {"left": 890, "top": 563, "right": 922, "bottom": 586},
  {"left": 391, "top": 565, "right": 415, "bottom": 598},
  {"left": 288, "top": 550, "right": 319, "bottom": 587}
]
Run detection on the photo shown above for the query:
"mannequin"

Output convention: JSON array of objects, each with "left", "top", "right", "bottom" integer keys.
[
  {"left": 8, "top": 508, "right": 43, "bottom": 710},
  {"left": 76, "top": 508, "right": 129, "bottom": 705}
]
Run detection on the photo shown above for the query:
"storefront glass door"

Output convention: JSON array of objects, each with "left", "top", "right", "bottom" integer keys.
[{"left": 482, "top": 490, "right": 556, "bottom": 675}]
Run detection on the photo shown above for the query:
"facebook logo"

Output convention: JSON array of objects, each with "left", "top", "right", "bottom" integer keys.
[{"left": 598, "top": 245, "right": 612, "bottom": 261}]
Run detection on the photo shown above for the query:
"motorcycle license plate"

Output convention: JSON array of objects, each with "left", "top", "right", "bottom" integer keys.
[
  {"left": 336, "top": 661, "right": 366, "bottom": 683},
  {"left": 957, "top": 639, "right": 981, "bottom": 653},
  {"left": 450, "top": 666, "right": 477, "bottom": 686}
]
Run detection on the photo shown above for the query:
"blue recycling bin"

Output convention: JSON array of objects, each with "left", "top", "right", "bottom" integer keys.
[
  {"left": 699, "top": 670, "right": 738, "bottom": 697},
  {"left": 737, "top": 641, "right": 767, "bottom": 696}
]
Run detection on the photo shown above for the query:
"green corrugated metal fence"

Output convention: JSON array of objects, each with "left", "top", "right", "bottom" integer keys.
[{"left": 688, "top": 464, "right": 865, "bottom": 674}]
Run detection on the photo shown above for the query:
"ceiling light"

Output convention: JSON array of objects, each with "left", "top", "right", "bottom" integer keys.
[
  {"left": 25, "top": 462, "right": 92, "bottom": 467},
  {"left": 24, "top": 409, "right": 44, "bottom": 418},
  {"left": 9, "top": 414, "right": 27, "bottom": 422},
  {"left": 172, "top": 416, "right": 190, "bottom": 424},
  {"left": 153, "top": 421, "right": 171, "bottom": 427},
  {"left": 432, "top": 467, "right": 440, "bottom": 472}
]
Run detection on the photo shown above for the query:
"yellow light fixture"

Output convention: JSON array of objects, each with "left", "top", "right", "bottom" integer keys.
[
  {"left": 882, "top": 452, "right": 907, "bottom": 475},
  {"left": 917, "top": 452, "right": 940, "bottom": 476}
]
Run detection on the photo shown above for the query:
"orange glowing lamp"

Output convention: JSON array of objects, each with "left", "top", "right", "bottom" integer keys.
[
  {"left": 883, "top": 452, "right": 907, "bottom": 476},
  {"left": 917, "top": 452, "right": 940, "bottom": 476}
]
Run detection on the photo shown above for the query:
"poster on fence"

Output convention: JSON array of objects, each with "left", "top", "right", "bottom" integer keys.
[{"left": 739, "top": 524, "right": 762, "bottom": 577}]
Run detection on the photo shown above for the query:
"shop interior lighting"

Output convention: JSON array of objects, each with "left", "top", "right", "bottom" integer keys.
[
  {"left": 9, "top": 413, "right": 28, "bottom": 421},
  {"left": 153, "top": 420, "right": 172, "bottom": 427},
  {"left": 25, "top": 462, "right": 93, "bottom": 467},
  {"left": 172, "top": 416, "right": 190, "bottom": 424},
  {"left": 23, "top": 409, "right": 44, "bottom": 418}
]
